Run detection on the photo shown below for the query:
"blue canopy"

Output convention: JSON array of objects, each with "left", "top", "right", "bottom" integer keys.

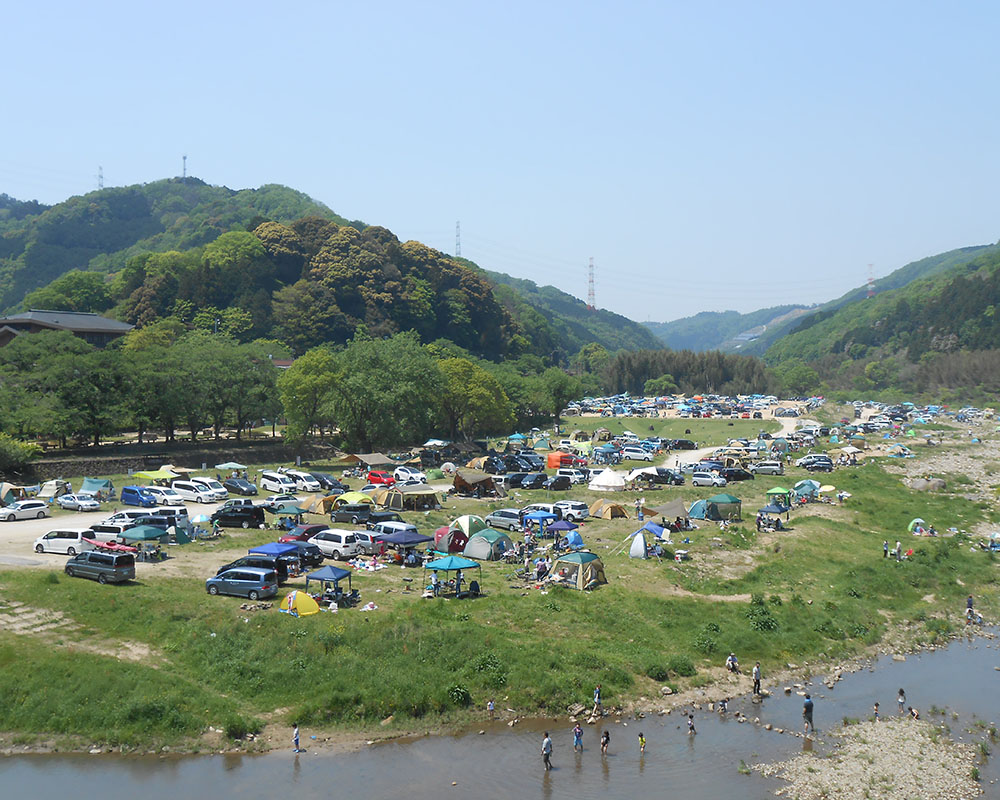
[
  {"left": 250, "top": 542, "right": 299, "bottom": 557},
  {"left": 548, "top": 519, "right": 578, "bottom": 532},
  {"left": 305, "top": 564, "right": 352, "bottom": 587},
  {"left": 375, "top": 530, "right": 433, "bottom": 547},
  {"left": 524, "top": 511, "right": 557, "bottom": 522},
  {"left": 425, "top": 555, "right": 479, "bottom": 571},
  {"left": 758, "top": 504, "right": 788, "bottom": 514},
  {"left": 632, "top": 521, "right": 666, "bottom": 539}
]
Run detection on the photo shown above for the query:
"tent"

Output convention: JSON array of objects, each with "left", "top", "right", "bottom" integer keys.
[
  {"left": 333, "top": 491, "right": 376, "bottom": 507},
  {"left": 547, "top": 552, "right": 607, "bottom": 591},
  {"left": 650, "top": 498, "right": 688, "bottom": 519},
  {"left": 397, "top": 483, "right": 440, "bottom": 509},
  {"left": 132, "top": 468, "right": 178, "bottom": 482},
  {"left": 627, "top": 522, "right": 667, "bottom": 558},
  {"left": 215, "top": 462, "right": 247, "bottom": 470},
  {"left": 766, "top": 486, "right": 792, "bottom": 504},
  {"left": 588, "top": 469, "right": 627, "bottom": 492},
  {"left": 306, "top": 564, "right": 353, "bottom": 591},
  {"left": 451, "top": 515, "right": 488, "bottom": 537},
  {"left": 453, "top": 468, "right": 505, "bottom": 497},
  {"left": 250, "top": 542, "right": 299, "bottom": 557},
  {"left": 793, "top": 479, "right": 821, "bottom": 498},
  {"left": 548, "top": 519, "right": 578, "bottom": 533},
  {"left": 588, "top": 499, "right": 630, "bottom": 520},
  {"left": 424, "top": 555, "right": 482, "bottom": 596},
  {"left": 280, "top": 590, "right": 319, "bottom": 617},
  {"left": 37, "top": 479, "right": 71, "bottom": 499},
  {"left": 531, "top": 438, "right": 551, "bottom": 450},
  {"left": 79, "top": 477, "right": 114, "bottom": 497},
  {"left": 688, "top": 499, "right": 709, "bottom": 519},
  {"left": 434, "top": 526, "right": 469, "bottom": 553},
  {"left": 463, "top": 528, "right": 514, "bottom": 560},
  {"left": 375, "top": 530, "right": 433, "bottom": 548},
  {"left": 372, "top": 487, "right": 405, "bottom": 510},
  {"left": 907, "top": 517, "right": 926, "bottom": 532},
  {"left": 120, "top": 525, "right": 168, "bottom": 543},
  {"left": 707, "top": 493, "right": 742, "bottom": 521}
]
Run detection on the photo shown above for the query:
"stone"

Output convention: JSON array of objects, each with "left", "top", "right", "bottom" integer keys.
[
  {"left": 89, "top": 748, "right": 102, "bottom": 755},
  {"left": 784, "top": 686, "right": 792, "bottom": 694},
  {"left": 478, "top": 731, "right": 485, "bottom": 735},
  {"left": 893, "top": 654, "right": 906, "bottom": 662},
  {"left": 661, "top": 686, "right": 673, "bottom": 695},
  {"left": 765, "top": 723, "right": 773, "bottom": 731}
]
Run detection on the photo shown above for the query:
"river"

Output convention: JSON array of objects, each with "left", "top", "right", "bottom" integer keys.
[{"left": 4, "top": 633, "right": 1000, "bottom": 799}]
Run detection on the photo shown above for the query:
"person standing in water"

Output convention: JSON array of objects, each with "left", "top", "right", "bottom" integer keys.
[
  {"left": 803, "top": 694, "right": 814, "bottom": 734},
  {"left": 897, "top": 688, "right": 906, "bottom": 715},
  {"left": 541, "top": 731, "right": 553, "bottom": 771},
  {"left": 572, "top": 723, "right": 583, "bottom": 752},
  {"left": 638, "top": 732, "right": 646, "bottom": 753},
  {"left": 601, "top": 729, "right": 610, "bottom": 754},
  {"left": 752, "top": 661, "right": 762, "bottom": 695},
  {"left": 292, "top": 722, "right": 300, "bottom": 753},
  {"left": 687, "top": 714, "right": 697, "bottom": 736}
]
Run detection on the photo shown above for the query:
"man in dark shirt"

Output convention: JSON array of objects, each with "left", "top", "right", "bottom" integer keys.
[{"left": 803, "top": 694, "right": 814, "bottom": 733}]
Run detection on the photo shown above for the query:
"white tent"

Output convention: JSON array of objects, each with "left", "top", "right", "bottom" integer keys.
[
  {"left": 588, "top": 468, "right": 626, "bottom": 492},
  {"left": 627, "top": 466, "right": 659, "bottom": 482},
  {"left": 628, "top": 534, "right": 648, "bottom": 559}
]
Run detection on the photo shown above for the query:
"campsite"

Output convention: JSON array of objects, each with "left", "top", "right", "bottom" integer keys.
[{"left": 0, "top": 398, "right": 998, "bottom": 754}]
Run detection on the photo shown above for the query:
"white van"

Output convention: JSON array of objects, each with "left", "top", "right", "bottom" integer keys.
[
  {"left": 311, "top": 529, "right": 361, "bottom": 560},
  {"left": 190, "top": 477, "right": 228, "bottom": 501},
  {"left": 144, "top": 485, "right": 185, "bottom": 506},
  {"left": 148, "top": 506, "right": 192, "bottom": 532},
  {"left": 171, "top": 480, "right": 217, "bottom": 504},
  {"left": 284, "top": 470, "right": 322, "bottom": 492},
  {"left": 260, "top": 470, "right": 298, "bottom": 493},
  {"left": 34, "top": 528, "right": 96, "bottom": 555},
  {"left": 555, "top": 468, "right": 588, "bottom": 484}
]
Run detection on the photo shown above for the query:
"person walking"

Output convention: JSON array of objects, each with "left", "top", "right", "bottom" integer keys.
[
  {"left": 802, "top": 694, "right": 814, "bottom": 734},
  {"left": 638, "top": 732, "right": 646, "bottom": 753},
  {"left": 592, "top": 684, "right": 602, "bottom": 717},
  {"left": 883, "top": 540, "right": 889, "bottom": 558},
  {"left": 897, "top": 688, "right": 906, "bottom": 715},
  {"left": 292, "top": 722, "right": 300, "bottom": 753},
  {"left": 600, "top": 729, "right": 610, "bottom": 754},
  {"left": 752, "top": 661, "right": 761, "bottom": 695},
  {"left": 573, "top": 723, "right": 583, "bottom": 752},
  {"left": 873, "top": 702, "right": 881, "bottom": 722},
  {"left": 487, "top": 698, "right": 495, "bottom": 720},
  {"left": 687, "top": 713, "right": 697, "bottom": 736},
  {"left": 967, "top": 594, "right": 975, "bottom": 612},
  {"left": 895, "top": 541, "right": 902, "bottom": 562},
  {"left": 541, "top": 731, "right": 553, "bottom": 770}
]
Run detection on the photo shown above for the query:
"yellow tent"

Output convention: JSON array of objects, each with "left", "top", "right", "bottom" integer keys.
[
  {"left": 280, "top": 590, "right": 319, "bottom": 617},
  {"left": 333, "top": 491, "right": 376, "bottom": 507},
  {"left": 466, "top": 456, "right": 487, "bottom": 469},
  {"left": 133, "top": 468, "right": 179, "bottom": 482},
  {"left": 588, "top": 499, "right": 630, "bottom": 520}
]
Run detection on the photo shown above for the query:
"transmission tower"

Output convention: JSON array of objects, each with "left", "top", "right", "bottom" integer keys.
[
  {"left": 587, "top": 257, "right": 596, "bottom": 311},
  {"left": 182, "top": 154, "right": 187, "bottom": 181},
  {"left": 455, "top": 221, "right": 461, "bottom": 257},
  {"left": 97, "top": 166, "right": 103, "bottom": 190},
  {"left": 867, "top": 263, "right": 875, "bottom": 298}
]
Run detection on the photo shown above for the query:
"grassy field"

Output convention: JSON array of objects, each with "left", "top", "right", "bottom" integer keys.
[{"left": 1, "top": 415, "right": 998, "bottom": 751}]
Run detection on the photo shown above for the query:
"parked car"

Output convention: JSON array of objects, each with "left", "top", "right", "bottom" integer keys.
[
  {"left": 264, "top": 494, "right": 299, "bottom": 508},
  {"left": 88, "top": 523, "right": 130, "bottom": 543},
  {"left": 393, "top": 466, "right": 427, "bottom": 483},
  {"left": 691, "top": 471, "right": 727, "bottom": 487},
  {"left": 795, "top": 454, "right": 831, "bottom": 468},
  {"left": 2, "top": 500, "right": 49, "bottom": 521},
  {"left": 259, "top": 470, "right": 298, "bottom": 493},
  {"left": 223, "top": 477, "right": 258, "bottom": 496},
  {"left": 553, "top": 500, "right": 589, "bottom": 522},
  {"left": 519, "top": 473, "right": 548, "bottom": 490},
  {"left": 505, "top": 472, "right": 529, "bottom": 489},
  {"left": 482, "top": 456, "right": 507, "bottom": 475},
  {"left": 56, "top": 493, "right": 101, "bottom": 512},
  {"left": 312, "top": 529, "right": 361, "bottom": 560},
  {"left": 366, "top": 470, "right": 396, "bottom": 486},
  {"left": 521, "top": 502, "right": 564, "bottom": 520},
  {"left": 620, "top": 446, "right": 653, "bottom": 462},
  {"left": 806, "top": 460, "right": 834, "bottom": 473},
  {"left": 351, "top": 530, "right": 382, "bottom": 555},
  {"left": 670, "top": 439, "right": 698, "bottom": 450},
  {"left": 366, "top": 510, "right": 403, "bottom": 528},
  {"left": 144, "top": 485, "right": 186, "bottom": 506},
  {"left": 517, "top": 452, "right": 545, "bottom": 470},
  {"left": 720, "top": 467, "right": 754, "bottom": 482},
  {"left": 217, "top": 555, "right": 291, "bottom": 584},
  {"left": 170, "top": 480, "right": 217, "bottom": 504},
  {"left": 277, "top": 523, "right": 327, "bottom": 543},
  {"left": 34, "top": 528, "right": 95, "bottom": 555},
  {"left": 102, "top": 509, "right": 150, "bottom": 527},
  {"left": 285, "top": 470, "right": 322, "bottom": 492},
  {"left": 206, "top": 567, "right": 278, "bottom": 600},
  {"left": 190, "top": 477, "right": 228, "bottom": 501},
  {"left": 555, "top": 468, "right": 588, "bottom": 484},
  {"left": 310, "top": 472, "right": 347, "bottom": 492},
  {"left": 120, "top": 485, "right": 158, "bottom": 507},
  {"left": 65, "top": 550, "right": 135, "bottom": 584},
  {"left": 504, "top": 454, "right": 533, "bottom": 472},
  {"left": 749, "top": 461, "right": 784, "bottom": 476},
  {"left": 285, "top": 541, "right": 324, "bottom": 569},
  {"left": 370, "top": 521, "right": 420, "bottom": 539},
  {"left": 331, "top": 503, "right": 372, "bottom": 525},
  {"left": 211, "top": 505, "right": 265, "bottom": 529},
  {"left": 545, "top": 475, "right": 571, "bottom": 491},
  {"left": 652, "top": 467, "right": 685, "bottom": 486},
  {"left": 146, "top": 506, "right": 192, "bottom": 533},
  {"left": 484, "top": 508, "right": 522, "bottom": 531}
]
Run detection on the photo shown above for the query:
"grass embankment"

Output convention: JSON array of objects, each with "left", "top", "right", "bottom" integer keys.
[{"left": 1, "top": 418, "right": 998, "bottom": 751}]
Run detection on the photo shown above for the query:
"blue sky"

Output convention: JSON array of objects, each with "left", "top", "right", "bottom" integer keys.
[{"left": 3, "top": 1, "right": 998, "bottom": 322}]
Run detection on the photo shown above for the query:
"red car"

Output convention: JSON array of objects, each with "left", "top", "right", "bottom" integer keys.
[
  {"left": 277, "top": 524, "right": 327, "bottom": 543},
  {"left": 367, "top": 470, "right": 396, "bottom": 486}
]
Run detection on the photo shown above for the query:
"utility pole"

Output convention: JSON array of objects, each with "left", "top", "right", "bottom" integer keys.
[
  {"left": 867, "top": 264, "right": 875, "bottom": 298},
  {"left": 455, "top": 221, "right": 461, "bottom": 257},
  {"left": 97, "top": 166, "right": 103, "bottom": 190},
  {"left": 182, "top": 154, "right": 187, "bottom": 181},
  {"left": 587, "top": 257, "right": 596, "bottom": 311}
]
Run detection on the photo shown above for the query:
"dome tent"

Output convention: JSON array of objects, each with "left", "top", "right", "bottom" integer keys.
[
  {"left": 463, "top": 528, "right": 514, "bottom": 560},
  {"left": 546, "top": 551, "right": 607, "bottom": 591}
]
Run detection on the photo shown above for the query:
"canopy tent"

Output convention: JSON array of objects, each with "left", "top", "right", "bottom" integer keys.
[
  {"left": 215, "top": 462, "right": 247, "bottom": 470},
  {"left": 434, "top": 526, "right": 469, "bottom": 553},
  {"left": 305, "top": 564, "right": 353, "bottom": 591},
  {"left": 588, "top": 499, "right": 630, "bottom": 520},
  {"left": 79, "top": 477, "right": 114, "bottom": 497},
  {"left": 766, "top": 486, "right": 792, "bottom": 504},
  {"left": 250, "top": 542, "right": 299, "bottom": 557},
  {"left": 344, "top": 453, "right": 396, "bottom": 468},
  {"left": 707, "top": 493, "right": 742, "bottom": 521},
  {"left": 588, "top": 468, "right": 627, "bottom": 492},
  {"left": 546, "top": 552, "right": 607, "bottom": 591},
  {"left": 161, "top": 464, "right": 195, "bottom": 475},
  {"left": 548, "top": 519, "right": 579, "bottom": 532},
  {"left": 267, "top": 503, "right": 309, "bottom": 516},
  {"left": 450, "top": 514, "right": 488, "bottom": 537},
  {"left": 132, "top": 468, "right": 178, "bottom": 482},
  {"left": 793, "top": 479, "right": 821, "bottom": 498},
  {"left": 453, "top": 468, "right": 506, "bottom": 497},
  {"left": 37, "top": 479, "right": 71, "bottom": 499},
  {"left": 424, "top": 555, "right": 482, "bottom": 596},
  {"left": 523, "top": 510, "right": 557, "bottom": 536},
  {"left": 120, "top": 525, "right": 168, "bottom": 543},
  {"left": 650, "top": 498, "right": 688, "bottom": 519},
  {"left": 280, "top": 590, "right": 319, "bottom": 617},
  {"left": 463, "top": 528, "right": 514, "bottom": 560},
  {"left": 758, "top": 503, "right": 789, "bottom": 514},
  {"left": 333, "top": 491, "right": 376, "bottom": 507},
  {"left": 839, "top": 445, "right": 862, "bottom": 454},
  {"left": 375, "top": 530, "right": 433, "bottom": 548}
]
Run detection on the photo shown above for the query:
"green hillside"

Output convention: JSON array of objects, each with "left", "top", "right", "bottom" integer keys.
[
  {"left": 642, "top": 305, "right": 807, "bottom": 351},
  {"left": 0, "top": 178, "right": 353, "bottom": 311}
]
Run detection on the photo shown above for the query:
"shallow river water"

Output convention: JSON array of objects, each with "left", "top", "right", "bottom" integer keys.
[{"left": 5, "top": 634, "right": 1000, "bottom": 799}]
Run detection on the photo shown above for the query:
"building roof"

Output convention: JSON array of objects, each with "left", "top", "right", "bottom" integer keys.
[{"left": 0, "top": 309, "right": 133, "bottom": 333}]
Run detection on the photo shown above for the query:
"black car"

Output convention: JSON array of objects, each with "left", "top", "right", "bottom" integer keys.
[
  {"left": 806, "top": 461, "right": 834, "bottom": 473},
  {"left": 545, "top": 475, "right": 571, "bottom": 491},
  {"left": 518, "top": 452, "right": 545, "bottom": 470},
  {"left": 285, "top": 541, "right": 324, "bottom": 568},
  {"left": 482, "top": 456, "right": 507, "bottom": 475},
  {"left": 671, "top": 439, "right": 697, "bottom": 450},
  {"left": 223, "top": 478, "right": 258, "bottom": 496},
  {"left": 520, "top": 473, "right": 548, "bottom": 490},
  {"left": 504, "top": 454, "right": 533, "bottom": 471},
  {"left": 212, "top": 505, "right": 266, "bottom": 529},
  {"left": 653, "top": 468, "right": 685, "bottom": 485},
  {"left": 217, "top": 554, "right": 292, "bottom": 584},
  {"left": 366, "top": 510, "right": 403, "bottom": 529},
  {"left": 505, "top": 472, "right": 529, "bottom": 489},
  {"left": 331, "top": 503, "right": 372, "bottom": 524},
  {"left": 720, "top": 467, "right": 754, "bottom": 482},
  {"left": 310, "top": 472, "right": 347, "bottom": 493}
]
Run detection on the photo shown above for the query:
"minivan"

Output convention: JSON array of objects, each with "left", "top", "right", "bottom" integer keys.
[
  {"left": 485, "top": 508, "right": 522, "bottom": 531},
  {"left": 555, "top": 468, "right": 588, "bottom": 484},
  {"left": 749, "top": 461, "right": 784, "bottom": 476},
  {"left": 34, "top": 528, "right": 96, "bottom": 555},
  {"left": 103, "top": 509, "right": 152, "bottom": 526},
  {"left": 143, "top": 485, "right": 186, "bottom": 506},
  {"left": 211, "top": 505, "right": 265, "bottom": 529},
  {"left": 206, "top": 567, "right": 278, "bottom": 600},
  {"left": 191, "top": 477, "right": 228, "bottom": 501},
  {"left": 330, "top": 503, "right": 372, "bottom": 525},
  {"left": 65, "top": 550, "right": 135, "bottom": 584},
  {"left": 171, "top": 480, "right": 217, "bottom": 504},
  {"left": 259, "top": 470, "right": 298, "bottom": 493},
  {"left": 312, "top": 529, "right": 361, "bottom": 560},
  {"left": 217, "top": 555, "right": 291, "bottom": 584},
  {"left": 120, "top": 485, "right": 157, "bottom": 507}
]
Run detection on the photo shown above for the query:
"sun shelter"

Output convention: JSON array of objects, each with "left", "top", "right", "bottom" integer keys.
[
  {"left": 333, "top": 491, "right": 376, "bottom": 507},
  {"left": 37, "top": 479, "right": 71, "bottom": 499},
  {"left": 434, "top": 526, "right": 469, "bottom": 553},
  {"left": 424, "top": 555, "right": 482, "bottom": 596},
  {"left": 547, "top": 552, "right": 607, "bottom": 591},
  {"left": 79, "top": 477, "right": 114, "bottom": 498},
  {"left": 548, "top": 519, "right": 579, "bottom": 533},
  {"left": 280, "top": 590, "right": 320, "bottom": 617},
  {"left": 215, "top": 462, "right": 247, "bottom": 471},
  {"left": 707, "top": 493, "right": 742, "bottom": 521},
  {"left": 589, "top": 468, "right": 626, "bottom": 491},
  {"left": 267, "top": 503, "right": 309, "bottom": 516},
  {"left": 375, "top": 530, "right": 433, "bottom": 549},
  {"left": 133, "top": 468, "right": 179, "bottom": 483},
  {"left": 463, "top": 528, "right": 514, "bottom": 560},
  {"left": 758, "top": 503, "right": 788, "bottom": 514},
  {"left": 650, "top": 498, "right": 688, "bottom": 520},
  {"left": 306, "top": 564, "right": 353, "bottom": 593},
  {"left": 250, "top": 542, "right": 299, "bottom": 558},
  {"left": 588, "top": 499, "right": 630, "bottom": 520},
  {"left": 766, "top": 486, "right": 792, "bottom": 504},
  {"left": 523, "top": 510, "right": 557, "bottom": 536},
  {"left": 120, "top": 525, "right": 168, "bottom": 544}
]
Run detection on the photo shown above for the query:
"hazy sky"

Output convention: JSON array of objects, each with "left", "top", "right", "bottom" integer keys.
[{"left": 3, "top": 1, "right": 998, "bottom": 322}]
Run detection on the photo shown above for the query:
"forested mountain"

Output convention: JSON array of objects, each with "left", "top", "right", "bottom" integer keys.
[
  {"left": 484, "top": 270, "right": 662, "bottom": 355},
  {"left": 0, "top": 178, "right": 354, "bottom": 312},
  {"left": 642, "top": 305, "right": 808, "bottom": 352}
]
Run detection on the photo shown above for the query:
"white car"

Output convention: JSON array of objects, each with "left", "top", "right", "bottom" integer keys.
[
  {"left": 691, "top": 472, "right": 727, "bottom": 487},
  {"left": 311, "top": 529, "right": 361, "bottom": 560},
  {"left": 144, "top": 485, "right": 186, "bottom": 506},
  {"left": 393, "top": 466, "right": 427, "bottom": 483},
  {"left": 34, "top": 528, "right": 95, "bottom": 555},
  {"left": 285, "top": 470, "right": 323, "bottom": 492},
  {"left": 260, "top": 470, "right": 298, "bottom": 493},
  {"left": 2, "top": 499, "right": 49, "bottom": 521},
  {"left": 621, "top": 446, "right": 653, "bottom": 462},
  {"left": 553, "top": 500, "right": 589, "bottom": 522},
  {"left": 56, "top": 494, "right": 102, "bottom": 512},
  {"left": 170, "top": 480, "right": 217, "bottom": 504},
  {"left": 190, "top": 477, "right": 228, "bottom": 501}
]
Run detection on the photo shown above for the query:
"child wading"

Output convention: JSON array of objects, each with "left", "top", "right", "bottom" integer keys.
[
  {"left": 600, "top": 729, "right": 610, "bottom": 754},
  {"left": 292, "top": 722, "right": 300, "bottom": 753},
  {"left": 573, "top": 723, "right": 583, "bottom": 752},
  {"left": 638, "top": 732, "right": 646, "bottom": 753}
]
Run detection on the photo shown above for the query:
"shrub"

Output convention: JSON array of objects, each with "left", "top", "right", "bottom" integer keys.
[
  {"left": 0, "top": 433, "right": 40, "bottom": 472},
  {"left": 448, "top": 684, "right": 472, "bottom": 707},
  {"left": 667, "top": 655, "right": 696, "bottom": 677},
  {"left": 224, "top": 715, "right": 261, "bottom": 740},
  {"left": 645, "top": 663, "right": 670, "bottom": 682},
  {"left": 43, "top": 572, "right": 59, "bottom": 585}
]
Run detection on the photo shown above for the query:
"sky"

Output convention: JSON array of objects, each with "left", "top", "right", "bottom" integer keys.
[{"left": 3, "top": 1, "right": 999, "bottom": 322}]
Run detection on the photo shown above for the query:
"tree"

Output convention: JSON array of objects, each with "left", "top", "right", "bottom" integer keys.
[
  {"left": 51, "top": 350, "right": 126, "bottom": 445},
  {"left": 278, "top": 346, "right": 339, "bottom": 442},
  {"left": 21, "top": 270, "right": 112, "bottom": 312},
  {"left": 438, "top": 358, "right": 513, "bottom": 441},
  {"left": 775, "top": 358, "right": 820, "bottom": 396},
  {"left": 643, "top": 373, "right": 679, "bottom": 396},
  {"left": 541, "top": 367, "right": 583, "bottom": 425}
]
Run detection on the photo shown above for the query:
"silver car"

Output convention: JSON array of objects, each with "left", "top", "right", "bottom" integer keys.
[
  {"left": 56, "top": 493, "right": 102, "bottom": 512},
  {"left": 2, "top": 499, "right": 49, "bottom": 521}
]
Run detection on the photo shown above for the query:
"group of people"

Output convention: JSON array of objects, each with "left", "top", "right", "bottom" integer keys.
[
  {"left": 755, "top": 513, "right": 784, "bottom": 532},
  {"left": 882, "top": 540, "right": 911, "bottom": 561}
]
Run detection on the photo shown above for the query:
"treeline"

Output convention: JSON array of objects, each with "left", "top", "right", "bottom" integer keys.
[{"left": 600, "top": 349, "right": 778, "bottom": 396}]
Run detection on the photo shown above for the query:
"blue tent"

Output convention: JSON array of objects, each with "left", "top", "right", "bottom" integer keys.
[
  {"left": 758, "top": 503, "right": 788, "bottom": 514},
  {"left": 305, "top": 564, "right": 352, "bottom": 589},
  {"left": 508, "top": 433, "right": 527, "bottom": 440},
  {"left": 249, "top": 542, "right": 299, "bottom": 557},
  {"left": 688, "top": 499, "right": 709, "bottom": 519},
  {"left": 564, "top": 530, "right": 584, "bottom": 549},
  {"left": 632, "top": 521, "right": 667, "bottom": 539},
  {"left": 375, "top": 530, "right": 433, "bottom": 547}
]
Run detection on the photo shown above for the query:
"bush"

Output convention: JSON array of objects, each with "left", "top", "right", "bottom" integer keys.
[
  {"left": 224, "top": 714, "right": 261, "bottom": 740},
  {"left": 645, "top": 663, "right": 670, "bottom": 682},
  {"left": 448, "top": 684, "right": 472, "bottom": 707},
  {"left": 667, "top": 655, "right": 696, "bottom": 677},
  {"left": 0, "top": 433, "right": 40, "bottom": 472}
]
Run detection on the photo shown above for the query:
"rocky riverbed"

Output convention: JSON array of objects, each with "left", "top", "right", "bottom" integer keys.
[{"left": 755, "top": 718, "right": 982, "bottom": 799}]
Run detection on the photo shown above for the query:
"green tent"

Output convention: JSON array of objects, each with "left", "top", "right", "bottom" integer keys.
[
  {"left": 547, "top": 551, "right": 607, "bottom": 591},
  {"left": 707, "top": 492, "right": 742, "bottom": 521},
  {"left": 463, "top": 528, "right": 514, "bottom": 561},
  {"left": 80, "top": 477, "right": 114, "bottom": 496},
  {"left": 120, "top": 525, "right": 168, "bottom": 543}
]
